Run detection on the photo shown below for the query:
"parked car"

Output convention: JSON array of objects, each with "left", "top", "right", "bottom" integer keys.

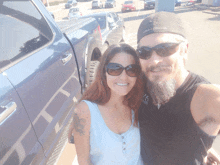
[
  {"left": 121, "top": 0, "right": 136, "bottom": 12},
  {"left": 175, "top": 0, "right": 181, "bottom": 6},
  {"left": 65, "top": 0, "right": 77, "bottom": 9},
  {"left": 0, "top": 0, "right": 102, "bottom": 164},
  {"left": 68, "top": 7, "right": 82, "bottom": 19},
  {"left": 92, "top": 0, "right": 104, "bottom": 9},
  {"left": 80, "top": 12, "right": 125, "bottom": 54},
  {"left": 144, "top": 0, "right": 155, "bottom": 10},
  {"left": 105, "top": 0, "right": 116, "bottom": 8}
]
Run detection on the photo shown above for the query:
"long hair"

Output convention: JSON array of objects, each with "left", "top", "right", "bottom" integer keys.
[{"left": 81, "top": 43, "right": 144, "bottom": 126}]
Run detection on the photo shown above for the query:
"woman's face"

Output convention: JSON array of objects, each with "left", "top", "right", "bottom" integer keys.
[{"left": 106, "top": 52, "right": 137, "bottom": 98}]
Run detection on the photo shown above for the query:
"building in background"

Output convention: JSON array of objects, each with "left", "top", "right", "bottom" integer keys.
[
  {"left": 155, "top": 0, "right": 175, "bottom": 12},
  {"left": 202, "top": 0, "right": 220, "bottom": 6}
]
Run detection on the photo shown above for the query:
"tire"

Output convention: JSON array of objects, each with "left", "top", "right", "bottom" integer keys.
[
  {"left": 102, "top": 43, "right": 109, "bottom": 55},
  {"left": 86, "top": 61, "right": 100, "bottom": 86}
]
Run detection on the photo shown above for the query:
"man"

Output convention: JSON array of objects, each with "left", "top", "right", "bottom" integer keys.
[{"left": 137, "top": 12, "right": 220, "bottom": 165}]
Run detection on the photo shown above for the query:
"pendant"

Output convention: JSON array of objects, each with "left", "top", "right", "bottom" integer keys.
[{"left": 157, "top": 104, "right": 161, "bottom": 109}]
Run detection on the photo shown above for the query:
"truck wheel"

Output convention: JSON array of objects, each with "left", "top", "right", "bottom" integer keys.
[
  {"left": 102, "top": 43, "right": 109, "bottom": 55},
  {"left": 86, "top": 61, "right": 100, "bottom": 86}
]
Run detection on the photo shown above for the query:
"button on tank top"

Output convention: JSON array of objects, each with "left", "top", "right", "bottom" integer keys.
[{"left": 82, "top": 100, "right": 144, "bottom": 165}]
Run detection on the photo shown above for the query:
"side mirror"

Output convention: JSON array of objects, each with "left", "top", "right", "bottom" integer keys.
[{"left": 110, "top": 22, "right": 117, "bottom": 29}]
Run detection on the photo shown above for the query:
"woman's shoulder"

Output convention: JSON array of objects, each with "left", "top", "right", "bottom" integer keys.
[{"left": 74, "top": 101, "right": 91, "bottom": 119}]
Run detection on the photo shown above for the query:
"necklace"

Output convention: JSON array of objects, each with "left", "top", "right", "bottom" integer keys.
[{"left": 157, "top": 104, "right": 161, "bottom": 109}]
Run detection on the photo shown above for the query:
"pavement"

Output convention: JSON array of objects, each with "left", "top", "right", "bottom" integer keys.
[{"left": 174, "top": 3, "right": 220, "bottom": 85}]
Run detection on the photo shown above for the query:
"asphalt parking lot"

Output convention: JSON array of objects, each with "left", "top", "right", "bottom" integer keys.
[{"left": 47, "top": 0, "right": 220, "bottom": 164}]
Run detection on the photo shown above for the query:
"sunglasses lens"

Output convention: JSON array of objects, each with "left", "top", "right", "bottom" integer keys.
[
  {"left": 106, "top": 63, "right": 140, "bottom": 77},
  {"left": 126, "top": 64, "right": 140, "bottom": 77},
  {"left": 137, "top": 42, "right": 181, "bottom": 59},
  {"left": 137, "top": 47, "right": 152, "bottom": 60},
  {"left": 156, "top": 43, "right": 180, "bottom": 57},
  {"left": 106, "top": 63, "right": 123, "bottom": 76}
]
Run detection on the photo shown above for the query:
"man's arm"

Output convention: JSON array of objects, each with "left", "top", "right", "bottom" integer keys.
[
  {"left": 191, "top": 84, "right": 220, "bottom": 136},
  {"left": 202, "top": 84, "right": 220, "bottom": 130},
  {"left": 191, "top": 84, "right": 220, "bottom": 164},
  {"left": 213, "top": 84, "right": 220, "bottom": 136},
  {"left": 72, "top": 102, "right": 92, "bottom": 165}
]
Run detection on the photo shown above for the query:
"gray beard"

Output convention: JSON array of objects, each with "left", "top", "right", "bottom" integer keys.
[{"left": 146, "top": 78, "right": 177, "bottom": 106}]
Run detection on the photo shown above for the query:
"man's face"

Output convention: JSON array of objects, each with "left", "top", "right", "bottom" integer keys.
[
  {"left": 138, "top": 33, "right": 186, "bottom": 85},
  {"left": 138, "top": 33, "right": 187, "bottom": 105}
]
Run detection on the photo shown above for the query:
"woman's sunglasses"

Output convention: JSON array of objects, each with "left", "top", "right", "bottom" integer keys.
[
  {"left": 136, "top": 42, "right": 183, "bottom": 60},
  {"left": 106, "top": 63, "right": 141, "bottom": 77}
]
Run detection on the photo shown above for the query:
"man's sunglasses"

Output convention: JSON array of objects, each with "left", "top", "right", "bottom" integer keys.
[
  {"left": 136, "top": 42, "right": 182, "bottom": 60},
  {"left": 106, "top": 63, "right": 141, "bottom": 77}
]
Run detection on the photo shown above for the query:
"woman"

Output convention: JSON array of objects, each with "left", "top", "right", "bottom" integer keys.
[{"left": 71, "top": 43, "right": 144, "bottom": 165}]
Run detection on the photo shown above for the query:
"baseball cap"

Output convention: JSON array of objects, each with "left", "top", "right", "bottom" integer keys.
[{"left": 137, "top": 12, "right": 186, "bottom": 43}]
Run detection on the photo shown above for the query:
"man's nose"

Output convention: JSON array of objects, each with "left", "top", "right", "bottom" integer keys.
[{"left": 148, "top": 51, "right": 163, "bottom": 65}]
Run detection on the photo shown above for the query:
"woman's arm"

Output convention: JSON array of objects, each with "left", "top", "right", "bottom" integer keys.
[{"left": 72, "top": 102, "right": 92, "bottom": 165}]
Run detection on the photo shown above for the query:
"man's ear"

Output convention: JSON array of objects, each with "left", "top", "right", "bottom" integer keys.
[
  {"left": 185, "top": 43, "right": 188, "bottom": 54},
  {"left": 180, "top": 42, "right": 188, "bottom": 54},
  {"left": 180, "top": 43, "right": 188, "bottom": 66},
  {"left": 184, "top": 43, "right": 188, "bottom": 60}
]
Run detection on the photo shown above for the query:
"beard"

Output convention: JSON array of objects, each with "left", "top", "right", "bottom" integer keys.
[{"left": 146, "top": 75, "right": 177, "bottom": 106}]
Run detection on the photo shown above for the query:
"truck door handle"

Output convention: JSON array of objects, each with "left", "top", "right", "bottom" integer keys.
[
  {"left": 0, "top": 102, "right": 17, "bottom": 124},
  {"left": 61, "top": 53, "right": 72, "bottom": 64}
]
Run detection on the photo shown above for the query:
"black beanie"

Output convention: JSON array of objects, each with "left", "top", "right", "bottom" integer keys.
[{"left": 137, "top": 12, "right": 186, "bottom": 43}]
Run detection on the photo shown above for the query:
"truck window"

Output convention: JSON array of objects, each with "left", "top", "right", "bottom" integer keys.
[
  {"left": 111, "top": 13, "right": 119, "bottom": 22},
  {"left": 0, "top": 0, "right": 53, "bottom": 69},
  {"left": 94, "top": 16, "right": 106, "bottom": 29}
]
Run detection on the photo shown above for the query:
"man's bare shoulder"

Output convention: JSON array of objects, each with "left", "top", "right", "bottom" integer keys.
[
  {"left": 195, "top": 84, "right": 220, "bottom": 103},
  {"left": 191, "top": 84, "right": 220, "bottom": 127}
]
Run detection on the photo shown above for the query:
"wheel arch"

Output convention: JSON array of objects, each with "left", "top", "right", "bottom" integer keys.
[{"left": 91, "top": 47, "right": 102, "bottom": 61}]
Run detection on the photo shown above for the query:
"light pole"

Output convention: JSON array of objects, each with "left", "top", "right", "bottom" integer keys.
[
  {"left": 46, "top": 0, "right": 49, "bottom": 7},
  {"left": 155, "top": 0, "right": 175, "bottom": 12}
]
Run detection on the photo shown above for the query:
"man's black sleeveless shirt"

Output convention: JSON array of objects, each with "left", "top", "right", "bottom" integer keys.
[{"left": 138, "top": 72, "right": 216, "bottom": 165}]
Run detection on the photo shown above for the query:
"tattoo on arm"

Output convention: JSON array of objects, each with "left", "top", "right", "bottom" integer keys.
[{"left": 73, "top": 112, "right": 86, "bottom": 136}]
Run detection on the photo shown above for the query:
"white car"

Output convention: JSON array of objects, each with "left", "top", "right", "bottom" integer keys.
[
  {"left": 68, "top": 7, "right": 82, "bottom": 19},
  {"left": 92, "top": 0, "right": 104, "bottom": 9}
]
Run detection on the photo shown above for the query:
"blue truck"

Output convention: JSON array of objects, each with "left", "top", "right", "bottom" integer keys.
[{"left": 0, "top": 0, "right": 102, "bottom": 164}]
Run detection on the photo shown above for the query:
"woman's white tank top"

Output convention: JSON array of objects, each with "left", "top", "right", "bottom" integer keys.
[{"left": 82, "top": 100, "right": 144, "bottom": 165}]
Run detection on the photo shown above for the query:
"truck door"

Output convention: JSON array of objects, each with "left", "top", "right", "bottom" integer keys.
[
  {"left": 0, "top": 71, "right": 45, "bottom": 165},
  {"left": 0, "top": 0, "right": 81, "bottom": 164}
]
